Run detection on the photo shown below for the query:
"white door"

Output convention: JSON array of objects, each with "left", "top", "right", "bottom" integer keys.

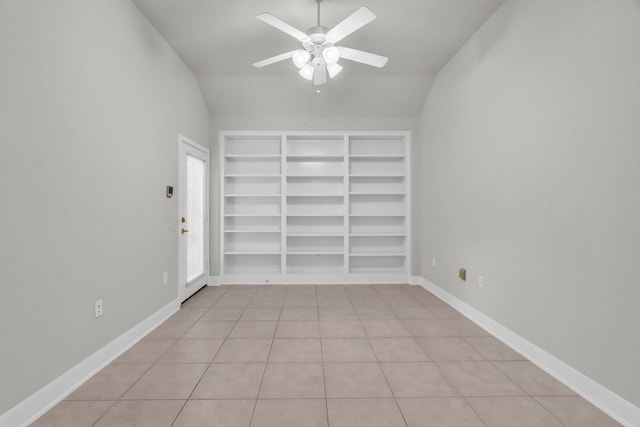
[{"left": 178, "top": 135, "right": 209, "bottom": 301}]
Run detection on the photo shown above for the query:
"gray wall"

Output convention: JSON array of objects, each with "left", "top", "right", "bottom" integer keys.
[
  {"left": 419, "top": 0, "right": 640, "bottom": 406},
  {"left": 209, "top": 116, "right": 421, "bottom": 277},
  {"left": 0, "top": 0, "right": 209, "bottom": 414}
]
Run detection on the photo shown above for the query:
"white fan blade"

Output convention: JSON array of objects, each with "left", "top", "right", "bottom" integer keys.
[
  {"left": 339, "top": 47, "right": 388, "bottom": 68},
  {"left": 326, "top": 7, "right": 376, "bottom": 43},
  {"left": 257, "top": 13, "right": 309, "bottom": 42},
  {"left": 314, "top": 64, "right": 327, "bottom": 85},
  {"left": 252, "top": 51, "right": 296, "bottom": 68}
]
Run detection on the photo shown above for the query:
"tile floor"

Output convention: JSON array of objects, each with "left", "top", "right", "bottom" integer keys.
[{"left": 31, "top": 284, "right": 621, "bottom": 426}]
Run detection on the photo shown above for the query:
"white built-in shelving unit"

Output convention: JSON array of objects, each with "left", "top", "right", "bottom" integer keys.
[{"left": 221, "top": 131, "right": 410, "bottom": 284}]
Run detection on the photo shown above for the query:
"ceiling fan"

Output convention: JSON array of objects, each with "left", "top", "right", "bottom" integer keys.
[{"left": 252, "top": 0, "right": 388, "bottom": 86}]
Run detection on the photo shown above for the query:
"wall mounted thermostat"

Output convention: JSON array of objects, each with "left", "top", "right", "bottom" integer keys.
[{"left": 166, "top": 186, "right": 173, "bottom": 198}]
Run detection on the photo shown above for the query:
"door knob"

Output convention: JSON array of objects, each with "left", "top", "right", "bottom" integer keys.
[{"left": 181, "top": 228, "right": 190, "bottom": 234}]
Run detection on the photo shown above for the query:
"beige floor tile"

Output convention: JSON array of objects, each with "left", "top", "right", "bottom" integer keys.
[
  {"left": 494, "top": 361, "right": 575, "bottom": 396},
  {"left": 200, "top": 306, "right": 245, "bottom": 321},
  {"left": 443, "top": 319, "right": 490, "bottom": 336},
  {"left": 269, "top": 338, "right": 322, "bottom": 362},
  {"left": 114, "top": 339, "right": 175, "bottom": 364},
  {"left": 381, "top": 362, "right": 458, "bottom": 397},
  {"left": 350, "top": 296, "right": 387, "bottom": 306},
  {"left": 397, "top": 397, "right": 484, "bottom": 427},
  {"left": 428, "top": 305, "right": 465, "bottom": 319},
  {"left": 248, "top": 296, "right": 285, "bottom": 307},
  {"left": 319, "top": 320, "right": 366, "bottom": 338},
  {"left": 370, "top": 338, "right": 430, "bottom": 362},
  {"left": 279, "top": 307, "right": 318, "bottom": 320},
  {"left": 391, "top": 306, "right": 436, "bottom": 320},
  {"left": 213, "top": 339, "right": 272, "bottom": 363},
  {"left": 146, "top": 321, "right": 193, "bottom": 339},
  {"left": 191, "top": 363, "right": 265, "bottom": 399},
  {"left": 437, "top": 361, "right": 526, "bottom": 396},
  {"left": 30, "top": 401, "right": 115, "bottom": 427},
  {"left": 283, "top": 296, "right": 317, "bottom": 307},
  {"left": 172, "top": 400, "right": 255, "bottom": 427},
  {"left": 467, "top": 396, "right": 564, "bottom": 426},
  {"left": 168, "top": 307, "right": 207, "bottom": 323},
  {"left": 251, "top": 399, "right": 327, "bottom": 427},
  {"left": 385, "top": 296, "right": 423, "bottom": 307},
  {"left": 361, "top": 320, "right": 412, "bottom": 337},
  {"left": 229, "top": 321, "right": 277, "bottom": 338},
  {"left": 259, "top": 363, "right": 325, "bottom": 398},
  {"left": 182, "top": 290, "right": 223, "bottom": 309},
  {"left": 464, "top": 336, "right": 526, "bottom": 360},
  {"left": 275, "top": 320, "right": 320, "bottom": 338},
  {"left": 355, "top": 305, "right": 398, "bottom": 320},
  {"left": 183, "top": 321, "right": 235, "bottom": 339},
  {"left": 286, "top": 286, "right": 316, "bottom": 297},
  {"left": 240, "top": 307, "right": 281, "bottom": 321},
  {"left": 215, "top": 294, "right": 253, "bottom": 307},
  {"left": 122, "top": 363, "right": 207, "bottom": 399},
  {"left": 324, "top": 363, "right": 392, "bottom": 398},
  {"left": 66, "top": 364, "right": 151, "bottom": 400},
  {"left": 402, "top": 320, "right": 455, "bottom": 337},
  {"left": 418, "top": 337, "right": 485, "bottom": 361},
  {"left": 321, "top": 338, "right": 377, "bottom": 362},
  {"left": 534, "top": 396, "right": 622, "bottom": 427},
  {"left": 317, "top": 295, "right": 353, "bottom": 307},
  {"left": 93, "top": 400, "right": 184, "bottom": 427},
  {"left": 157, "top": 339, "right": 223, "bottom": 363},
  {"left": 327, "top": 398, "right": 406, "bottom": 427},
  {"left": 319, "top": 306, "right": 358, "bottom": 320}
]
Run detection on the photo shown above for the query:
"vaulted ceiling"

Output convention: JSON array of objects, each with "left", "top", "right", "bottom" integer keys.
[{"left": 132, "top": 0, "right": 505, "bottom": 118}]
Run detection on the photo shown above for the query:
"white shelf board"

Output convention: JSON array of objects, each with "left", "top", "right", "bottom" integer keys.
[
  {"left": 225, "top": 251, "right": 282, "bottom": 255},
  {"left": 349, "top": 213, "right": 406, "bottom": 217},
  {"left": 349, "top": 192, "right": 405, "bottom": 196},
  {"left": 349, "top": 155, "right": 405, "bottom": 159},
  {"left": 225, "top": 194, "right": 281, "bottom": 197},
  {"left": 287, "top": 194, "right": 344, "bottom": 198},
  {"left": 287, "top": 233, "right": 345, "bottom": 237},
  {"left": 225, "top": 214, "right": 281, "bottom": 217},
  {"left": 286, "top": 251, "right": 344, "bottom": 255},
  {"left": 287, "top": 174, "right": 345, "bottom": 178},
  {"left": 287, "top": 214, "right": 345, "bottom": 217},
  {"left": 349, "top": 233, "right": 406, "bottom": 237},
  {"left": 225, "top": 174, "right": 281, "bottom": 178},
  {"left": 224, "top": 230, "right": 282, "bottom": 233},
  {"left": 349, "top": 175, "right": 405, "bottom": 178},
  {"left": 225, "top": 154, "right": 281, "bottom": 159},
  {"left": 349, "top": 253, "right": 406, "bottom": 257},
  {"left": 287, "top": 155, "right": 344, "bottom": 160}
]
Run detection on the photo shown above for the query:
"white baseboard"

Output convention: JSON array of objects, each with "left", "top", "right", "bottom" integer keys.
[
  {"left": 410, "top": 276, "right": 639, "bottom": 427},
  {"left": 0, "top": 298, "right": 180, "bottom": 427},
  {"left": 209, "top": 273, "right": 409, "bottom": 285}
]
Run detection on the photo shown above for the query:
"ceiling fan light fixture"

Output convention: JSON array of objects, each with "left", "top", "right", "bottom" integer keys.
[
  {"left": 327, "top": 63, "right": 343, "bottom": 78},
  {"left": 292, "top": 50, "right": 311, "bottom": 69},
  {"left": 299, "top": 64, "right": 314, "bottom": 80},
  {"left": 322, "top": 46, "right": 340, "bottom": 65}
]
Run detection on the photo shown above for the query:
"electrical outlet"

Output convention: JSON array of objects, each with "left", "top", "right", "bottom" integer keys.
[
  {"left": 432, "top": 257, "right": 436, "bottom": 267},
  {"left": 94, "top": 300, "right": 103, "bottom": 318},
  {"left": 163, "top": 272, "right": 168, "bottom": 285},
  {"left": 478, "top": 275, "right": 483, "bottom": 287}
]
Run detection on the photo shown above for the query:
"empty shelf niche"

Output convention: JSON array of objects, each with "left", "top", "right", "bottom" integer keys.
[
  {"left": 287, "top": 135, "right": 344, "bottom": 157},
  {"left": 287, "top": 235, "right": 344, "bottom": 253},
  {"left": 350, "top": 176, "right": 404, "bottom": 195},
  {"left": 225, "top": 215, "right": 280, "bottom": 232},
  {"left": 225, "top": 176, "right": 280, "bottom": 196},
  {"left": 287, "top": 216, "right": 344, "bottom": 235},
  {"left": 225, "top": 135, "right": 281, "bottom": 156},
  {"left": 350, "top": 235, "right": 405, "bottom": 255},
  {"left": 225, "top": 254, "right": 281, "bottom": 274},
  {"left": 350, "top": 216, "right": 405, "bottom": 234},
  {"left": 287, "top": 176, "right": 344, "bottom": 196},
  {"left": 349, "top": 135, "right": 405, "bottom": 157},
  {"left": 349, "top": 255, "right": 406, "bottom": 274},
  {"left": 350, "top": 194, "right": 405, "bottom": 215},
  {"left": 225, "top": 232, "right": 280, "bottom": 254},
  {"left": 287, "top": 195, "right": 344, "bottom": 216},
  {"left": 287, "top": 254, "right": 344, "bottom": 274},
  {"left": 225, "top": 196, "right": 280, "bottom": 215}
]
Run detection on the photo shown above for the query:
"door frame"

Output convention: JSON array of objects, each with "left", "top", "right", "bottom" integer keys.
[{"left": 178, "top": 134, "right": 210, "bottom": 302}]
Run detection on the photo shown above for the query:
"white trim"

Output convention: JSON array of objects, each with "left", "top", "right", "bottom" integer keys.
[
  {"left": 409, "top": 276, "right": 639, "bottom": 427},
  {"left": 209, "top": 273, "right": 409, "bottom": 285},
  {"left": 0, "top": 298, "right": 180, "bottom": 427}
]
